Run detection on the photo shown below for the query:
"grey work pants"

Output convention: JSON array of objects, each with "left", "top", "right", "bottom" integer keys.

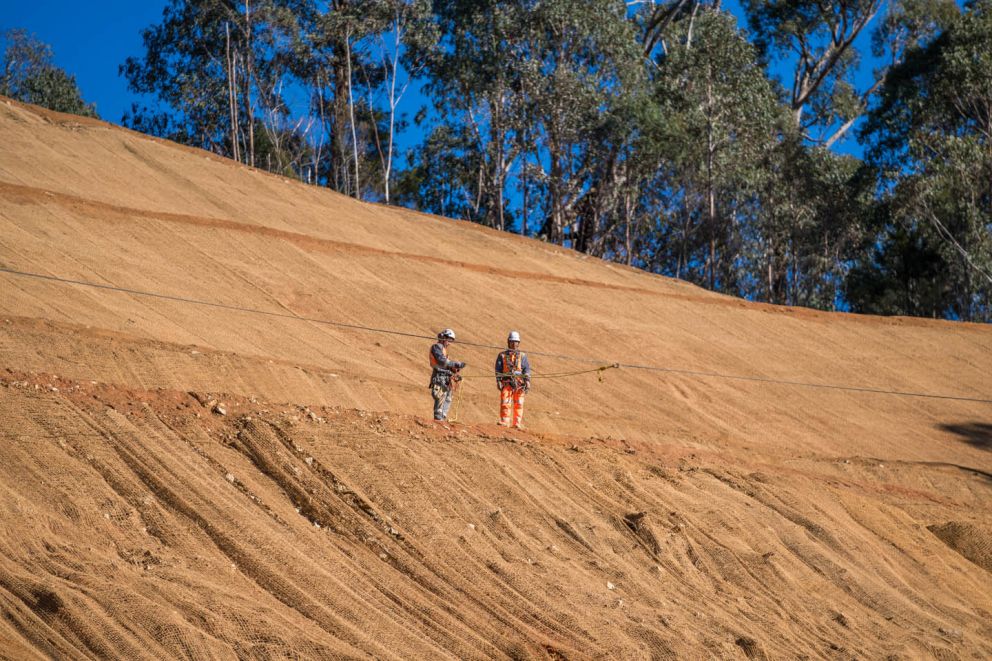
[{"left": 431, "top": 384, "right": 453, "bottom": 420}]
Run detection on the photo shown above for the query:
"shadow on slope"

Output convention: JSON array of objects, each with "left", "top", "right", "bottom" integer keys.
[{"left": 938, "top": 421, "right": 992, "bottom": 452}]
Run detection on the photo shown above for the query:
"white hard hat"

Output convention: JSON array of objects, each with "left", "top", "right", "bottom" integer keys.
[
  {"left": 507, "top": 331, "right": 521, "bottom": 343},
  {"left": 438, "top": 328, "right": 456, "bottom": 341}
]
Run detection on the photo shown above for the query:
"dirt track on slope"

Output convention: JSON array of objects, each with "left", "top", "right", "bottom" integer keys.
[{"left": 1, "top": 97, "right": 991, "bottom": 658}]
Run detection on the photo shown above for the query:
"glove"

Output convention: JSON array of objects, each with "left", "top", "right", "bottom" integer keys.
[{"left": 456, "top": 361, "right": 466, "bottom": 370}]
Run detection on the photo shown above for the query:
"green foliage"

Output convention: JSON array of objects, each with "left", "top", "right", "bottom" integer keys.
[
  {"left": 648, "top": 8, "right": 781, "bottom": 291},
  {"left": 846, "top": 208, "right": 948, "bottom": 317},
  {"left": 856, "top": 0, "right": 992, "bottom": 320},
  {"left": 121, "top": 0, "right": 255, "bottom": 151},
  {"left": 411, "top": 0, "right": 646, "bottom": 235},
  {"left": 112, "top": 0, "right": 987, "bottom": 321},
  {"left": 742, "top": 0, "right": 881, "bottom": 132},
  {"left": 411, "top": 0, "right": 529, "bottom": 227},
  {"left": 122, "top": 0, "right": 434, "bottom": 200},
  {"left": 759, "top": 140, "right": 876, "bottom": 307},
  {"left": 395, "top": 123, "right": 482, "bottom": 220},
  {"left": 0, "top": 29, "right": 98, "bottom": 118},
  {"left": 742, "top": 0, "right": 958, "bottom": 147}
]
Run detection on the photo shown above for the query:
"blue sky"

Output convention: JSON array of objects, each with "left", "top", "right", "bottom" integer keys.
[
  {"left": 2, "top": 2, "right": 165, "bottom": 123},
  {"left": 3, "top": 0, "right": 880, "bottom": 158}
]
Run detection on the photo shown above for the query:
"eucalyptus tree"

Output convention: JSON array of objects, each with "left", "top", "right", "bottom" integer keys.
[
  {"left": 122, "top": 0, "right": 298, "bottom": 162},
  {"left": 742, "top": 0, "right": 958, "bottom": 147},
  {"left": 516, "top": 0, "right": 645, "bottom": 247},
  {"left": 648, "top": 7, "right": 781, "bottom": 293},
  {"left": 123, "top": 0, "right": 392, "bottom": 195},
  {"left": 395, "top": 123, "right": 483, "bottom": 220},
  {"left": 844, "top": 205, "right": 948, "bottom": 317},
  {"left": 413, "top": 0, "right": 646, "bottom": 239},
  {"left": 353, "top": 0, "right": 436, "bottom": 202},
  {"left": 416, "top": 0, "right": 523, "bottom": 228},
  {"left": 1, "top": 29, "right": 98, "bottom": 118},
  {"left": 757, "top": 140, "right": 875, "bottom": 307},
  {"left": 856, "top": 0, "right": 992, "bottom": 321},
  {"left": 304, "top": 2, "right": 383, "bottom": 196}
]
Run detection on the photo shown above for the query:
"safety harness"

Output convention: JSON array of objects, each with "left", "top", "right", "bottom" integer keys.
[
  {"left": 430, "top": 342, "right": 459, "bottom": 388},
  {"left": 497, "top": 349, "right": 528, "bottom": 390}
]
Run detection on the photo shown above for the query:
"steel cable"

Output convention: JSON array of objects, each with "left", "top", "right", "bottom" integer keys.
[{"left": 2, "top": 266, "right": 990, "bottom": 404}]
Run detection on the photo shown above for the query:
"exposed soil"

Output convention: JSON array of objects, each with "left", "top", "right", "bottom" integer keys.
[{"left": 1, "top": 97, "right": 991, "bottom": 659}]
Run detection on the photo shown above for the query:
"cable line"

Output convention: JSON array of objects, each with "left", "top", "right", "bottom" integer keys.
[
  {"left": 0, "top": 266, "right": 435, "bottom": 339},
  {"left": 2, "top": 266, "right": 989, "bottom": 404},
  {"left": 615, "top": 363, "right": 992, "bottom": 404},
  {"left": 458, "top": 364, "right": 619, "bottom": 380}
]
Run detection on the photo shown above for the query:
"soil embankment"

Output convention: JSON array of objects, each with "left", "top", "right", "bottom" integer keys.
[{"left": 1, "top": 98, "right": 990, "bottom": 658}]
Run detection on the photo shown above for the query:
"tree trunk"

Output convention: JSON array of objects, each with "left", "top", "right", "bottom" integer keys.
[
  {"left": 244, "top": 0, "right": 255, "bottom": 167},
  {"left": 314, "top": 77, "right": 327, "bottom": 183},
  {"left": 384, "top": 17, "right": 401, "bottom": 204},
  {"left": 705, "top": 65, "right": 716, "bottom": 290},
  {"left": 624, "top": 190, "right": 633, "bottom": 266},
  {"left": 345, "top": 27, "right": 360, "bottom": 198},
  {"left": 521, "top": 149, "right": 529, "bottom": 236},
  {"left": 549, "top": 133, "right": 564, "bottom": 245},
  {"left": 225, "top": 23, "right": 240, "bottom": 163}
]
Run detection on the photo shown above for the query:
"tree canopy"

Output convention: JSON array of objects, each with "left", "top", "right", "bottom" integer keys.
[
  {"left": 12, "top": 0, "right": 991, "bottom": 321},
  {"left": 0, "top": 29, "right": 98, "bottom": 118}
]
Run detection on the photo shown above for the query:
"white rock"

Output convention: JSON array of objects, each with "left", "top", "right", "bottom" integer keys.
[
  {"left": 225, "top": 473, "right": 235, "bottom": 483},
  {"left": 607, "top": 582, "right": 616, "bottom": 590}
]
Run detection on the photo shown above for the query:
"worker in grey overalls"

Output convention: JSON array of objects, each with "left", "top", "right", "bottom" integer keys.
[{"left": 429, "top": 328, "right": 465, "bottom": 421}]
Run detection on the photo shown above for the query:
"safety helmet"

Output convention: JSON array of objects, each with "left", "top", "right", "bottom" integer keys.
[
  {"left": 507, "top": 331, "right": 521, "bottom": 343},
  {"left": 438, "top": 328, "right": 456, "bottom": 341}
]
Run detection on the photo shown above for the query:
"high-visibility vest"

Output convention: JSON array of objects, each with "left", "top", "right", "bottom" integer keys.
[
  {"left": 430, "top": 343, "right": 447, "bottom": 369},
  {"left": 498, "top": 350, "right": 526, "bottom": 387},
  {"left": 500, "top": 350, "right": 522, "bottom": 374}
]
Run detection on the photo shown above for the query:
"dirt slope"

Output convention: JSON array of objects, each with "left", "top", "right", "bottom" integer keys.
[{"left": 1, "top": 97, "right": 990, "bottom": 659}]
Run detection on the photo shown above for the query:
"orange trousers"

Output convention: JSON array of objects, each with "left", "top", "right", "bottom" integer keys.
[{"left": 499, "top": 385, "right": 525, "bottom": 427}]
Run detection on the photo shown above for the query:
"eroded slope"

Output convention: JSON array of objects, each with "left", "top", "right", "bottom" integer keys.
[
  {"left": 2, "top": 373, "right": 990, "bottom": 659},
  {"left": 1, "top": 98, "right": 991, "bottom": 658}
]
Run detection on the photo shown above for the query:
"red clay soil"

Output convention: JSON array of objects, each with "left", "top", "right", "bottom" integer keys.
[{"left": 1, "top": 97, "right": 991, "bottom": 659}]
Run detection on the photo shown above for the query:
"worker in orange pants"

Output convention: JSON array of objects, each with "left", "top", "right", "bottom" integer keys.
[{"left": 495, "top": 331, "right": 531, "bottom": 428}]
